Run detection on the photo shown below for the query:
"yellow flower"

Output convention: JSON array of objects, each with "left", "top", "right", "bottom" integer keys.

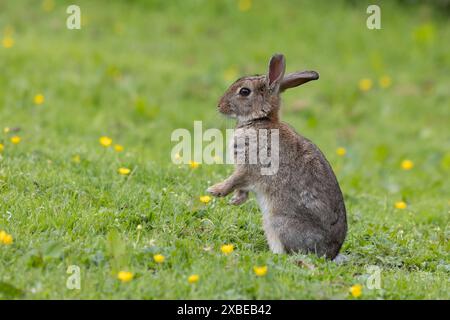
[
  {"left": 2, "top": 234, "right": 13, "bottom": 245},
  {"left": 118, "top": 167, "right": 131, "bottom": 175},
  {"left": 117, "top": 271, "right": 133, "bottom": 283},
  {"left": 253, "top": 265, "right": 268, "bottom": 277},
  {"left": 395, "top": 201, "right": 407, "bottom": 209},
  {"left": 153, "top": 254, "right": 165, "bottom": 264},
  {"left": 401, "top": 159, "right": 414, "bottom": 170},
  {"left": 42, "top": 0, "right": 55, "bottom": 12},
  {"left": 136, "top": 224, "right": 143, "bottom": 230},
  {"left": 349, "top": 284, "right": 362, "bottom": 298},
  {"left": 2, "top": 37, "right": 14, "bottom": 48},
  {"left": 99, "top": 136, "right": 112, "bottom": 147},
  {"left": 199, "top": 195, "right": 211, "bottom": 204},
  {"left": 72, "top": 155, "right": 81, "bottom": 163},
  {"left": 3, "top": 127, "right": 10, "bottom": 133},
  {"left": 189, "top": 160, "right": 200, "bottom": 169},
  {"left": 379, "top": 75, "right": 392, "bottom": 89},
  {"left": 114, "top": 144, "right": 124, "bottom": 152},
  {"left": 0, "top": 143, "right": 4, "bottom": 152},
  {"left": 358, "top": 78, "right": 373, "bottom": 92},
  {"left": 238, "top": 0, "right": 252, "bottom": 12},
  {"left": 0, "top": 231, "right": 13, "bottom": 245},
  {"left": 336, "top": 147, "right": 346, "bottom": 156},
  {"left": 223, "top": 66, "right": 238, "bottom": 82},
  {"left": 188, "top": 274, "right": 199, "bottom": 284},
  {"left": 34, "top": 93, "right": 45, "bottom": 105},
  {"left": 10, "top": 136, "right": 21, "bottom": 144},
  {"left": 221, "top": 244, "right": 234, "bottom": 255}
]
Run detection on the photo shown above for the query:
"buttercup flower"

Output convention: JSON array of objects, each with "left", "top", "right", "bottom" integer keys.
[
  {"left": 221, "top": 244, "right": 234, "bottom": 255},
  {"left": 42, "top": 0, "right": 55, "bottom": 12},
  {"left": 253, "top": 266, "right": 268, "bottom": 277},
  {"left": 401, "top": 159, "right": 414, "bottom": 170},
  {"left": 154, "top": 254, "right": 165, "bottom": 264},
  {"left": 395, "top": 201, "right": 407, "bottom": 209},
  {"left": 238, "top": 0, "right": 252, "bottom": 12},
  {"left": 72, "top": 155, "right": 81, "bottom": 163},
  {"left": 136, "top": 224, "right": 143, "bottom": 230},
  {"left": 117, "top": 271, "right": 133, "bottom": 283},
  {"left": 3, "top": 127, "right": 10, "bottom": 133},
  {"left": 99, "top": 136, "right": 112, "bottom": 147},
  {"left": 118, "top": 167, "right": 131, "bottom": 175},
  {"left": 188, "top": 274, "right": 199, "bottom": 284},
  {"left": 0, "top": 231, "right": 13, "bottom": 245},
  {"left": 114, "top": 144, "right": 124, "bottom": 152},
  {"left": 2, "top": 234, "right": 13, "bottom": 245},
  {"left": 189, "top": 160, "right": 200, "bottom": 169},
  {"left": 336, "top": 147, "right": 346, "bottom": 156},
  {"left": 0, "top": 143, "right": 4, "bottom": 152},
  {"left": 2, "top": 37, "right": 14, "bottom": 48},
  {"left": 379, "top": 75, "right": 392, "bottom": 88},
  {"left": 34, "top": 94, "right": 45, "bottom": 105},
  {"left": 10, "top": 136, "right": 21, "bottom": 144},
  {"left": 358, "top": 78, "right": 373, "bottom": 92},
  {"left": 199, "top": 195, "right": 211, "bottom": 204},
  {"left": 349, "top": 284, "right": 362, "bottom": 298}
]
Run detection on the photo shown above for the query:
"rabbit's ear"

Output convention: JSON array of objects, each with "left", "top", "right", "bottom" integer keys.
[
  {"left": 267, "top": 54, "right": 286, "bottom": 92},
  {"left": 280, "top": 71, "right": 319, "bottom": 92}
]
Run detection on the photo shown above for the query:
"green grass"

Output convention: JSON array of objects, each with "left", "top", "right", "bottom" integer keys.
[{"left": 0, "top": 0, "right": 449, "bottom": 299}]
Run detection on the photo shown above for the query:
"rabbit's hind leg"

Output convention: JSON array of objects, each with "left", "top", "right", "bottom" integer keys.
[{"left": 271, "top": 215, "right": 328, "bottom": 257}]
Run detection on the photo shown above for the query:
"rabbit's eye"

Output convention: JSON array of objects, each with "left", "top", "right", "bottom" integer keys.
[{"left": 239, "top": 87, "right": 251, "bottom": 97}]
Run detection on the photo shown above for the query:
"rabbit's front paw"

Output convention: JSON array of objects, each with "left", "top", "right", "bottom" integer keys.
[
  {"left": 207, "top": 183, "right": 228, "bottom": 197},
  {"left": 229, "top": 190, "right": 248, "bottom": 205}
]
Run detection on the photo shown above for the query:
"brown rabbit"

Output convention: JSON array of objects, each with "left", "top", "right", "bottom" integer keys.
[{"left": 207, "top": 54, "right": 347, "bottom": 259}]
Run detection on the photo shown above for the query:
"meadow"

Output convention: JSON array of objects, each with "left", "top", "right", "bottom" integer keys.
[{"left": 0, "top": 0, "right": 449, "bottom": 299}]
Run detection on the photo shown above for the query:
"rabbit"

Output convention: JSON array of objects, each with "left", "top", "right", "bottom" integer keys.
[{"left": 207, "top": 54, "right": 347, "bottom": 260}]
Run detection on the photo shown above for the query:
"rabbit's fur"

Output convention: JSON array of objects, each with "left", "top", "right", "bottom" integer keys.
[{"left": 207, "top": 54, "right": 347, "bottom": 259}]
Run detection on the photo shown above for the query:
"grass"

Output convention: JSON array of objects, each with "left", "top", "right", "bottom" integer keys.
[{"left": 0, "top": 0, "right": 449, "bottom": 299}]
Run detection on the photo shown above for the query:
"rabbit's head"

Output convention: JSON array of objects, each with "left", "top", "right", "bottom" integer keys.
[{"left": 218, "top": 54, "right": 319, "bottom": 123}]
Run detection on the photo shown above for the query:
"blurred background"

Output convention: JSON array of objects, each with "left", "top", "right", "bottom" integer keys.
[
  {"left": 0, "top": 0, "right": 448, "bottom": 161},
  {"left": 1, "top": 0, "right": 449, "bottom": 195}
]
